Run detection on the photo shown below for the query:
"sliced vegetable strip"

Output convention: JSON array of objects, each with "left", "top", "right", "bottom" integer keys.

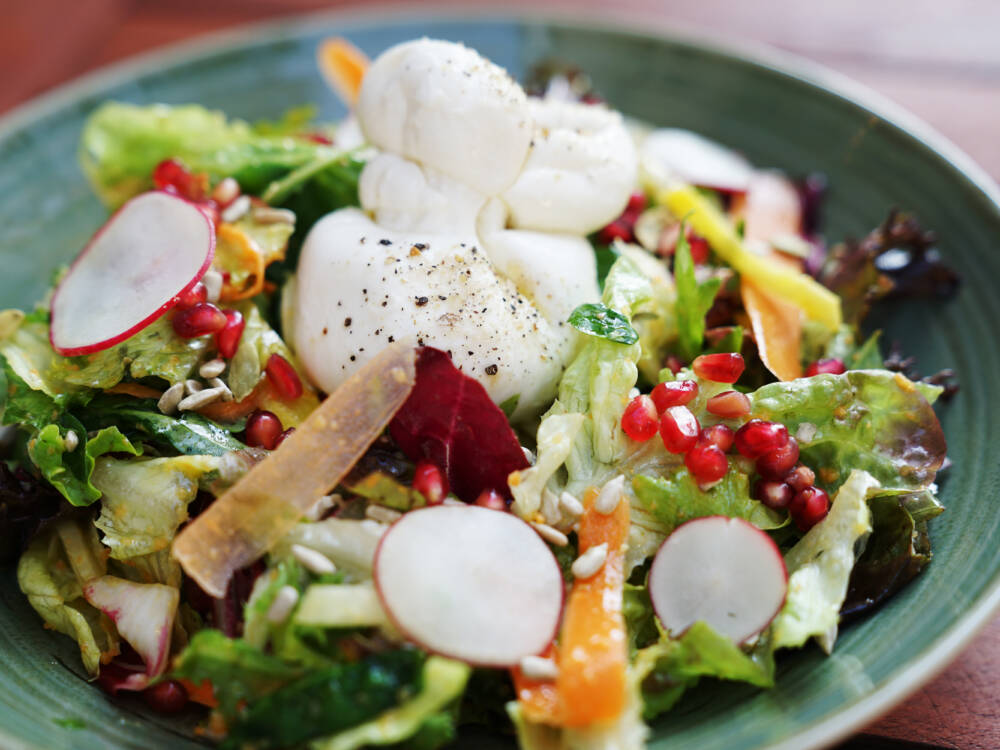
[
  {"left": 556, "top": 486, "right": 630, "bottom": 727},
  {"left": 173, "top": 343, "right": 415, "bottom": 597},
  {"left": 318, "top": 37, "right": 370, "bottom": 106},
  {"left": 511, "top": 643, "right": 561, "bottom": 724},
  {"left": 661, "top": 184, "right": 842, "bottom": 329}
]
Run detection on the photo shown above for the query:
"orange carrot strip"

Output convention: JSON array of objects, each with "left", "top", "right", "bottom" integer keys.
[
  {"left": 317, "top": 37, "right": 370, "bottom": 107},
  {"left": 556, "top": 486, "right": 630, "bottom": 727},
  {"left": 178, "top": 678, "right": 218, "bottom": 708},
  {"left": 511, "top": 643, "right": 561, "bottom": 724}
]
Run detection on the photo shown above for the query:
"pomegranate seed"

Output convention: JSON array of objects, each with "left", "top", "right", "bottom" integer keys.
[
  {"left": 621, "top": 395, "right": 659, "bottom": 442},
  {"left": 665, "top": 355, "right": 685, "bottom": 375},
  {"left": 659, "top": 405, "right": 700, "bottom": 454},
  {"left": 805, "top": 358, "right": 847, "bottom": 377},
  {"left": 687, "top": 233, "right": 710, "bottom": 264},
  {"left": 152, "top": 159, "right": 205, "bottom": 201},
  {"left": 172, "top": 302, "right": 227, "bottom": 338},
  {"left": 705, "top": 390, "right": 751, "bottom": 419},
  {"left": 215, "top": 309, "right": 245, "bottom": 359},
  {"left": 734, "top": 420, "right": 790, "bottom": 459},
  {"left": 143, "top": 679, "right": 189, "bottom": 714},
  {"left": 753, "top": 479, "right": 794, "bottom": 510},
  {"left": 175, "top": 281, "right": 207, "bottom": 309},
  {"left": 245, "top": 410, "right": 283, "bottom": 450},
  {"left": 791, "top": 486, "right": 830, "bottom": 531},
  {"left": 265, "top": 353, "right": 303, "bottom": 401},
  {"left": 305, "top": 132, "right": 334, "bottom": 145},
  {"left": 757, "top": 437, "right": 800, "bottom": 480},
  {"left": 692, "top": 353, "right": 745, "bottom": 383},
  {"left": 597, "top": 220, "right": 632, "bottom": 245},
  {"left": 625, "top": 191, "right": 647, "bottom": 216},
  {"left": 474, "top": 489, "right": 507, "bottom": 511},
  {"left": 274, "top": 427, "right": 295, "bottom": 447},
  {"left": 413, "top": 461, "right": 448, "bottom": 504},
  {"left": 685, "top": 440, "right": 728, "bottom": 485},
  {"left": 700, "top": 423, "right": 734, "bottom": 452},
  {"left": 785, "top": 464, "right": 816, "bottom": 492},
  {"left": 650, "top": 380, "right": 698, "bottom": 412}
]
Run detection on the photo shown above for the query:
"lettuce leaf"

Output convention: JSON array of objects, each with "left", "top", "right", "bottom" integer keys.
[
  {"left": 228, "top": 301, "right": 295, "bottom": 401},
  {"left": 17, "top": 520, "right": 117, "bottom": 675},
  {"left": 93, "top": 454, "right": 222, "bottom": 563},
  {"left": 749, "top": 371, "right": 946, "bottom": 493},
  {"left": 223, "top": 649, "right": 425, "bottom": 750},
  {"left": 28, "top": 420, "right": 139, "bottom": 506},
  {"left": 771, "top": 469, "right": 880, "bottom": 652},
  {"left": 172, "top": 629, "right": 303, "bottom": 719},
  {"left": 673, "top": 228, "right": 721, "bottom": 362},
  {"left": 632, "top": 468, "right": 784, "bottom": 536},
  {"left": 311, "top": 656, "right": 469, "bottom": 750}
]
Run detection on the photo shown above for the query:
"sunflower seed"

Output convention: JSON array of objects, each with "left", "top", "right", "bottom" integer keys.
[
  {"left": 211, "top": 177, "right": 240, "bottom": 206},
  {"left": 63, "top": 430, "right": 79, "bottom": 452},
  {"left": 518, "top": 655, "right": 559, "bottom": 681},
  {"left": 265, "top": 585, "right": 300, "bottom": 624},
  {"left": 571, "top": 543, "right": 608, "bottom": 580},
  {"left": 365, "top": 505, "right": 402, "bottom": 524},
  {"left": 221, "top": 195, "right": 251, "bottom": 223},
  {"left": 177, "top": 387, "right": 226, "bottom": 411},
  {"left": 199, "top": 358, "right": 226, "bottom": 379},
  {"left": 290, "top": 544, "right": 337, "bottom": 575},
  {"left": 252, "top": 206, "right": 295, "bottom": 225},
  {"left": 594, "top": 475, "right": 625, "bottom": 515},
  {"left": 208, "top": 377, "right": 233, "bottom": 401},
  {"left": 531, "top": 522, "right": 568, "bottom": 547},
  {"left": 559, "top": 492, "right": 584, "bottom": 519},
  {"left": 202, "top": 270, "right": 224, "bottom": 304},
  {"left": 185, "top": 379, "right": 204, "bottom": 395},
  {"left": 157, "top": 382, "right": 186, "bottom": 415}
]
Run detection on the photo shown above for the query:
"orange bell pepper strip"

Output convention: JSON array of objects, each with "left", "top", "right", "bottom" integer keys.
[
  {"left": 513, "top": 486, "right": 631, "bottom": 727},
  {"left": 317, "top": 37, "right": 370, "bottom": 107}
]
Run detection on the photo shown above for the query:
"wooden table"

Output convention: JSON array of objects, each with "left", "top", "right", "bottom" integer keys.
[{"left": 2, "top": 2, "right": 998, "bottom": 748}]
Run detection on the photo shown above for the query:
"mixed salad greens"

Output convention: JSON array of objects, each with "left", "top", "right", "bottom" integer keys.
[{"left": 0, "top": 37, "right": 959, "bottom": 750}]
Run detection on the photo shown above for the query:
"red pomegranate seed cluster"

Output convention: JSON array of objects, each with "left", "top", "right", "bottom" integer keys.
[
  {"left": 215, "top": 309, "right": 245, "bottom": 358},
  {"left": 172, "top": 302, "right": 227, "bottom": 338},
  {"left": 152, "top": 158, "right": 221, "bottom": 224},
  {"left": 620, "top": 349, "right": 828, "bottom": 528},
  {"left": 266, "top": 353, "right": 304, "bottom": 401},
  {"left": 412, "top": 460, "right": 448, "bottom": 504},
  {"left": 737, "top": 419, "right": 828, "bottom": 530},
  {"left": 596, "top": 191, "right": 647, "bottom": 245}
]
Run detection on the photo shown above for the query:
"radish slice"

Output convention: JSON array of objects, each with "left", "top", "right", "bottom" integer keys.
[
  {"left": 641, "top": 128, "right": 754, "bottom": 194},
  {"left": 50, "top": 191, "right": 215, "bottom": 356},
  {"left": 84, "top": 575, "right": 179, "bottom": 678},
  {"left": 648, "top": 516, "right": 787, "bottom": 643},
  {"left": 374, "top": 505, "right": 564, "bottom": 667}
]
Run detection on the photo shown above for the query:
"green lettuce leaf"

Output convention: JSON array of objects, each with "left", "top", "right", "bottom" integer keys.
[
  {"left": 616, "top": 244, "right": 678, "bottom": 384},
  {"left": 76, "top": 396, "right": 246, "bottom": 455},
  {"left": 80, "top": 103, "right": 329, "bottom": 207},
  {"left": 749, "top": 371, "right": 946, "bottom": 493},
  {"left": 28, "top": 420, "right": 139, "bottom": 506},
  {"left": 635, "top": 621, "right": 773, "bottom": 721},
  {"left": 49, "top": 316, "right": 211, "bottom": 389},
  {"left": 771, "top": 469, "right": 880, "bottom": 652},
  {"left": 311, "top": 656, "right": 470, "bottom": 750},
  {"left": 172, "top": 629, "right": 303, "bottom": 719},
  {"left": 842, "top": 490, "right": 940, "bottom": 619},
  {"left": 93, "top": 454, "right": 223, "bottom": 563},
  {"left": 568, "top": 303, "right": 639, "bottom": 345},
  {"left": 0, "top": 355, "right": 64, "bottom": 430},
  {"left": 632, "top": 468, "right": 784, "bottom": 536},
  {"left": 673, "top": 228, "right": 721, "bottom": 362},
  {"left": 228, "top": 301, "right": 295, "bottom": 401},
  {"left": 224, "top": 649, "right": 425, "bottom": 750},
  {"left": 17, "top": 520, "right": 117, "bottom": 675}
]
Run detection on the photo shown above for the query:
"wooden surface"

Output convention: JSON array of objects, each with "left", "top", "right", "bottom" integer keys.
[{"left": 1, "top": 1, "right": 998, "bottom": 748}]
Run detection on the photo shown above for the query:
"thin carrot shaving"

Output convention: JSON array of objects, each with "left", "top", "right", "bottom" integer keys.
[
  {"left": 215, "top": 223, "right": 266, "bottom": 302},
  {"left": 317, "top": 37, "right": 370, "bottom": 107},
  {"left": 510, "top": 643, "right": 561, "bottom": 723},
  {"left": 105, "top": 382, "right": 162, "bottom": 399},
  {"left": 177, "top": 677, "right": 218, "bottom": 708}
]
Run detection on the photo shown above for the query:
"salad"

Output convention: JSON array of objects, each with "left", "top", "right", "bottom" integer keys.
[{"left": 0, "top": 37, "right": 959, "bottom": 750}]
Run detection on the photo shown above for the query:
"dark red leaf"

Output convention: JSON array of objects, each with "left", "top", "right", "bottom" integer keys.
[{"left": 389, "top": 347, "right": 529, "bottom": 502}]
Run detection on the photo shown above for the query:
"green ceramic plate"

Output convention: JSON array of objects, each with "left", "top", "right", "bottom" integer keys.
[{"left": 1, "top": 10, "right": 998, "bottom": 750}]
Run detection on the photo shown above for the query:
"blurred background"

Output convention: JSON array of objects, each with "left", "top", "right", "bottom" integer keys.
[{"left": 2, "top": 1, "right": 998, "bottom": 749}]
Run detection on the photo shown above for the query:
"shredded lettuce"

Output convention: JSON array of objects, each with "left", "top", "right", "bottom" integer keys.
[
  {"left": 673, "top": 227, "right": 721, "bottom": 362},
  {"left": 272, "top": 518, "right": 382, "bottom": 581},
  {"left": 771, "top": 469, "right": 880, "bottom": 652},
  {"left": 17, "top": 520, "right": 117, "bottom": 675}
]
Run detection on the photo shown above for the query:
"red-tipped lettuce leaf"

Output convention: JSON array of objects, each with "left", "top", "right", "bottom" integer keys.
[{"left": 389, "top": 347, "right": 529, "bottom": 501}]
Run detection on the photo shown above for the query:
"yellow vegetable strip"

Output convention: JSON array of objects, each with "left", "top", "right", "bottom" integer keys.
[
  {"left": 661, "top": 184, "right": 842, "bottom": 329},
  {"left": 317, "top": 37, "right": 370, "bottom": 107},
  {"left": 173, "top": 343, "right": 416, "bottom": 597}
]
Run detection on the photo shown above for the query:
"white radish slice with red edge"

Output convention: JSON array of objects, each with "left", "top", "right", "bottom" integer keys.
[
  {"left": 649, "top": 516, "right": 787, "bottom": 643},
  {"left": 374, "top": 505, "right": 564, "bottom": 666},
  {"left": 84, "top": 575, "right": 179, "bottom": 678},
  {"left": 641, "top": 128, "right": 754, "bottom": 194},
  {"left": 50, "top": 191, "right": 215, "bottom": 356}
]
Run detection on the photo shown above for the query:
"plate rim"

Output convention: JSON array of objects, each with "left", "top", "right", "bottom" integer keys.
[{"left": 1, "top": 6, "right": 998, "bottom": 750}]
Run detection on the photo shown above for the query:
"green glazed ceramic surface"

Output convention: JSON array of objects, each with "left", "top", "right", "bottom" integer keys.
[{"left": 1, "top": 10, "right": 999, "bottom": 750}]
